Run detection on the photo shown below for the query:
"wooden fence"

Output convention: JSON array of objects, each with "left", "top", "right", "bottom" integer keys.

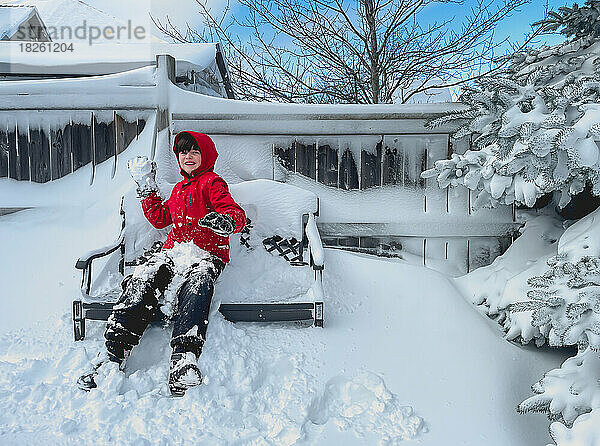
[
  {"left": 266, "top": 133, "right": 517, "bottom": 273},
  {"left": 273, "top": 135, "right": 447, "bottom": 191},
  {"left": 0, "top": 111, "right": 147, "bottom": 182},
  {"left": 0, "top": 54, "right": 519, "bottom": 273}
]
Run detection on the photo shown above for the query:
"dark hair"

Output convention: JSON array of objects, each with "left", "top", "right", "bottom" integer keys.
[{"left": 175, "top": 132, "right": 199, "bottom": 154}]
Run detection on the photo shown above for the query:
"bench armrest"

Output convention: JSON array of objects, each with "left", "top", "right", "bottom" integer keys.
[
  {"left": 75, "top": 232, "right": 125, "bottom": 270},
  {"left": 306, "top": 213, "right": 324, "bottom": 269},
  {"left": 76, "top": 231, "right": 125, "bottom": 296}
]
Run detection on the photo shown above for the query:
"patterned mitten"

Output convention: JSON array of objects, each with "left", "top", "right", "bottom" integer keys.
[{"left": 198, "top": 212, "right": 235, "bottom": 236}]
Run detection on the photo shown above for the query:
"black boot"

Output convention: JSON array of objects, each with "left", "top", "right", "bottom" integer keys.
[
  {"left": 77, "top": 352, "right": 115, "bottom": 391},
  {"left": 168, "top": 351, "right": 202, "bottom": 396},
  {"left": 77, "top": 370, "right": 99, "bottom": 391}
]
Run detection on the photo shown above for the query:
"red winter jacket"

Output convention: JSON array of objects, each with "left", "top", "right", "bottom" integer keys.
[{"left": 141, "top": 131, "right": 246, "bottom": 264}]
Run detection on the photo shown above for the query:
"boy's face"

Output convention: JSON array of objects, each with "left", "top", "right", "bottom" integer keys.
[{"left": 179, "top": 148, "right": 202, "bottom": 174}]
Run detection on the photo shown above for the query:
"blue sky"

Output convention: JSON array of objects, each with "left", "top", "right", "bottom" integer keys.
[
  {"left": 466, "top": 0, "right": 571, "bottom": 46},
  {"left": 412, "top": 0, "right": 571, "bottom": 60},
  {"left": 89, "top": 0, "right": 571, "bottom": 48}
]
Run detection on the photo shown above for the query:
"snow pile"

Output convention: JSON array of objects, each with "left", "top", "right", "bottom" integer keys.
[
  {"left": 457, "top": 205, "right": 600, "bottom": 445},
  {"left": 0, "top": 241, "right": 568, "bottom": 445},
  {"left": 230, "top": 179, "right": 318, "bottom": 240},
  {"left": 0, "top": 188, "right": 568, "bottom": 445},
  {"left": 0, "top": 252, "right": 429, "bottom": 446},
  {"left": 309, "top": 371, "right": 425, "bottom": 443},
  {"left": 456, "top": 210, "right": 565, "bottom": 344}
]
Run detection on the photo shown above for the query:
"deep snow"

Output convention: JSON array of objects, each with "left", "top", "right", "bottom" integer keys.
[
  {"left": 0, "top": 204, "right": 569, "bottom": 445},
  {"left": 0, "top": 113, "right": 570, "bottom": 445}
]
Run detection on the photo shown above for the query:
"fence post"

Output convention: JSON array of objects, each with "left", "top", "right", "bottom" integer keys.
[
  {"left": 90, "top": 111, "right": 95, "bottom": 185},
  {"left": 155, "top": 54, "right": 175, "bottom": 156},
  {"left": 466, "top": 239, "right": 471, "bottom": 273},
  {"left": 0, "top": 124, "right": 7, "bottom": 178}
]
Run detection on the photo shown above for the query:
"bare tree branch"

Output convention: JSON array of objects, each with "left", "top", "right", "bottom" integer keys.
[{"left": 154, "top": 0, "right": 547, "bottom": 103}]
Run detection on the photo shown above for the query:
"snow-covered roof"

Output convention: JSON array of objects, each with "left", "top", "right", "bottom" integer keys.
[
  {"left": 0, "top": 5, "right": 39, "bottom": 39},
  {"left": 0, "top": 41, "right": 218, "bottom": 76},
  {"left": 0, "top": 1, "right": 232, "bottom": 96},
  {"left": 0, "top": 0, "right": 166, "bottom": 43}
]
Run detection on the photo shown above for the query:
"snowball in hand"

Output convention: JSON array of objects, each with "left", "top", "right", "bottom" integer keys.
[
  {"left": 127, "top": 156, "right": 155, "bottom": 179},
  {"left": 127, "top": 156, "right": 158, "bottom": 198}
]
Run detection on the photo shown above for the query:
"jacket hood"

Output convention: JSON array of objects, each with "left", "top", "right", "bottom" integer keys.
[{"left": 173, "top": 131, "right": 219, "bottom": 178}]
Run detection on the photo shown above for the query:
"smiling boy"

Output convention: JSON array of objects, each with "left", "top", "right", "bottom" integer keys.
[{"left": 79, "top": 131, "right": 246, "bottom": 396}]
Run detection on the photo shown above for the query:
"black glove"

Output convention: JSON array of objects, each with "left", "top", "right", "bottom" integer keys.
[{"left": 198, "top": 212, "right": 235, "bottom": 236}]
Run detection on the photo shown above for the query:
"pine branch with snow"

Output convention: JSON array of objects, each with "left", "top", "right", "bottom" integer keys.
[
  {"left": 534, "top": 0, "right": 600, "bottom": 39},
  {"left": 518, "top": 348, "right": 600, "bottom": 429},
  {"left": 423, "top": 33, "right": 600, "bottom": 210},
  {"left": 509, "top": 255, "right": 600, "bottom": 350}
]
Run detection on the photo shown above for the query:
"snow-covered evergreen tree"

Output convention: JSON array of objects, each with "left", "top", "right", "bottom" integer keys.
[
  {"left": 519, "top": 347, "right": 600, "bottom": 428},
  {"left": 509, "top": 205, "right": 600, "bottom": 445},
  {"left": 422, "top": 0, "right": 600, "bottom": 210},
  {"left": 424, "top": 2, "right": 600, "bottom": 444}
]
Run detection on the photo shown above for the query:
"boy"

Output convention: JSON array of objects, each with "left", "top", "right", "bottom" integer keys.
[{"left": 79, "top": 131, "right": 246, "bottom": 396}]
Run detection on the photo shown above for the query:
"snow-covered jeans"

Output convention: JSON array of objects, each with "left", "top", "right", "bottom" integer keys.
[{"left": 104, "top": 244, "right": 224, "bottom": 365}]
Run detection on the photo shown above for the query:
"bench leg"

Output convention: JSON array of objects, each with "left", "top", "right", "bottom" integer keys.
[
  {"left": 314, "top": 302, "right": 324, "bottom": 327},
  {"left": 73, "top": 300, "right": 86, "bottom": 341}
]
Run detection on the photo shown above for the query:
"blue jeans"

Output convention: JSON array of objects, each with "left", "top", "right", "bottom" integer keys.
[{"left": 104, "top": 251, "right": 224, "bottom": 364}]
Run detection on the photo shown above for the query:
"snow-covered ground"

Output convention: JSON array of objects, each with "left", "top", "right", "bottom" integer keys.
[
  {"left": 0, "top": 117, "right": 570, "bottom": 445},
  {"left": 0, "top": 203, "right": 570, "bottom": 445}
]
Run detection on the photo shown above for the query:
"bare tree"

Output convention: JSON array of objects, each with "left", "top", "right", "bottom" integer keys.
[{"left": 153, "top": 0, "right": 537, "bottom": 104}]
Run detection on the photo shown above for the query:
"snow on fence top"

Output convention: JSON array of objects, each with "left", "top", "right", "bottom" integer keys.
[
  {"left": 0, "top": 65, "right": 157, "bottom": 111},
  {"left": 170, "top": 83, "right": 468, "bottom": 137},
  {"left": 171, "top": 89, "right": 467, "bottom": 135}
]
